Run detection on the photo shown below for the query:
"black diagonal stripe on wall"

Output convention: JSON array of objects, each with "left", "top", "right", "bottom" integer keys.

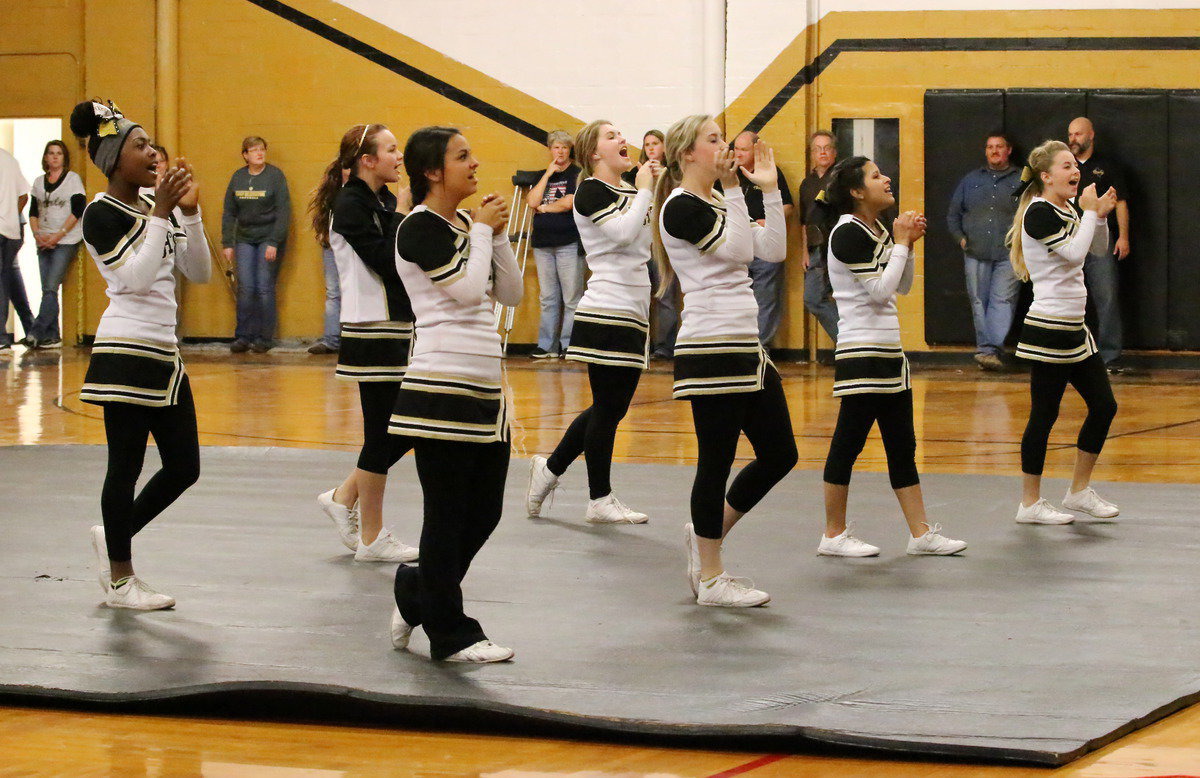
[
  {"left": 744, "top": 36, "right": 1200, "bottom": 133},
  {"left": 243, "top": 0, "right": 550, "bottom": 143}
]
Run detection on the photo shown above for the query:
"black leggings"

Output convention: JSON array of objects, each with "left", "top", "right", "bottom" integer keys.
[
  {"left": 1021, "top": 353, "right": 1117, "bottom": 476},
  {"left": 823, "top": 389, "right": 919, "bottom": 489},
  {"left": 546, "top": 363, "right": 641, "bottom": 499},
  {"left": 688, "top": 366, "right": 798, "bottom": 540},
  {"left": 100, "top": 375, "right": 201, "bottom": 562},
  {"left": 357, "top": 381, "right": 413, "bottom": 474},
  {"left": 393, "top": 438, "right": 510, "bottom": 660}
]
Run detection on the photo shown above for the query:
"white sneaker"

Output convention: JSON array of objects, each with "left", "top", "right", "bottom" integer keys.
[
  {"left": 90, "top": 525, "right": 110, "bottom": 593},
  {"left": 906, "top": 523, "right": 967, "bottom": 555},
  {"left": 444, "top": 640, "right": 515, "bottom": 663},
  {"left": 684, "top": 523, "right": 701, "bottom": 596},
  {"left": 818, "top": 527, "right": 881, "bottom": 557},
  {"left": 1015, "top": 499, "right": 1075, "bottom": 525},
  {"left": 696, "top": 572, "right": 770, "bottom": 608},
  {"left": 317, "top": 489, "right": 360, "bottom": 551},
  {"left": 106, "top": 576, "right": 175, "bottom": 610},
  {"left": 585, "top": 493, "right": 648, "bottom": 524},
  {"left": 526, "top": 455, "right": 559, "bottom": 517},
  {"left": 1062, "top": 487, "right": 1120, "bottom": 519},
  {"left": 390, "top": 606, "right": 414, "bottom": 650},
  {"left": 355, "top": 529, "right": 419, "bottom": 563}
]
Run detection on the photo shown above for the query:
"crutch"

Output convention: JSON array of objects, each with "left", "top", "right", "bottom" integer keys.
[{"left": 494, "top": 177, "right": 536, "bottom": 353}]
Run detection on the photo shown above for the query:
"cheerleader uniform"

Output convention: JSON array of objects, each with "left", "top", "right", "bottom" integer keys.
[
  {"left": 540, "top": 177, "right": 652, "bottom": 511},
  {"left": 389, "top": 205, "right": 522, "bottom": 660},
  {"left": 822, "top": 215, "right": 919, "bottom": 490},
  {"left": 1016, "top": 198, "right": 1116, "bottom": 478},
  {"left": 658, "top": 184, "right": 795, "bottom": 542},
  {"left": 79, "top": 192, "right": 210, "bottom": 565},
  {"left": 330, "top": 175, "right": 414, "bottom": 475}
]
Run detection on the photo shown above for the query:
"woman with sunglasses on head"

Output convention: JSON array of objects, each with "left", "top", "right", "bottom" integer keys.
[{"left": 309, "top": 124, "right": 420, "bottom": 564}]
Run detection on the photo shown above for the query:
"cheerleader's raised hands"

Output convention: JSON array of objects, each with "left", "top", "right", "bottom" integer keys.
[{"left": 740, "top": 139, "right": 778, "bottom": 194}]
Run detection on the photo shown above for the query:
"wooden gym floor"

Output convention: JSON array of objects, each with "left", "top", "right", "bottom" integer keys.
[{"left": 1, "top": 345, "right": 1198, "bottom": 777}]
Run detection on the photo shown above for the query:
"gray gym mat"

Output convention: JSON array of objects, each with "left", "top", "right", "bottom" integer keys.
[{"left": 0, "top": 444, "right": 1196, "bottom": 766}]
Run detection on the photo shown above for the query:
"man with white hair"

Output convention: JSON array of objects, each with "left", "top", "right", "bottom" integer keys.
[{"left": 1068, "top": 116, "right": 1130, "bottom": 373}]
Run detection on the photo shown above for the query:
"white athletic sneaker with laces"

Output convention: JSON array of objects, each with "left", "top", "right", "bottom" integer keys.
[
  {"left": 1015, "top": 499, "right": 1075, "bottom": 525},
  {"left": 90, "top": 525, "right": 110, "bottom": 593},
  {"left": 696, "top": 572, "right": 770, "bottom": 608},
  {"left": 1062, "top": 487, "right": 1120, "bottom": 519},
  {"left": 317, "top": 489, "right": 360, "bottom": 551},
  {"left": 684, "top": 523, "right": 701, "bottom": 596},
  {"left": 355, "top": 529, "right": 419, "bottom": 563},
  {"left": 906, "top": 523, "right": 967, "bottom": 555},
  {"left": 444, "top": 640, "right": 515, "bottom": 663},
  {"left": 585, "top": 493, "right": 648, "bottom": 524},
  {"left": 526, "top": 455, "right": 559, "bottom": 517},
  {"left": 106, "top": 576, "right": 175, "bottom": 610},
  {"left": 390, "top": 606, "right": 414, "bottom": 650},
  {"left": 818, "top": 527, "right": 881, "bottom": 557}
]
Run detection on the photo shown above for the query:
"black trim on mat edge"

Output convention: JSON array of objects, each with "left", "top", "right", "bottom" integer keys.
[
  {"left": 242, "top": 0, "right": 549, "bottom": 143},
  {"left": 744, "top": 36, "right": 1200, "bottom": 133}
]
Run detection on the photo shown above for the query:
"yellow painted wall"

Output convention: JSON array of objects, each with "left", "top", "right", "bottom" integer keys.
[{"left": 4, "top": 3, "right": 1200, "bottom": 350}]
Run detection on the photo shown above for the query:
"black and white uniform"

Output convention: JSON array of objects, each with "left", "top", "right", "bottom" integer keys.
[
  {"left": 544, "top": 177, "right": 653, "bottom": 500},
  {"left": 1016, "top": 197, "right": 1116, "bottom": 475},
  {"left": 79, "top": 193, "right": 210, "bottom": 562},
  {"left": 658, "top": 185, "right": 796, "bottom": 540},
  {"left": 329, "top": 177, "right": 414, "bottom": 475},
  {"left": 823, "top": 215, "right": 918, "bottom": 489},
  {"left": 390, "top": 205, "right": 522, "bottom": 660}
]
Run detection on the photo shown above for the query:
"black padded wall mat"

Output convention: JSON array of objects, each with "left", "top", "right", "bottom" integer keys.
[
  {"left": 923, "top": 91, "right": 1005, "bottom": 344},
  {"left": 924, "top": 89, "right": 1193, "bottom": 351},
  {"left": 1167, "top": 94, "right": 1200, "bottom": 348},
  {"left": 1087, "top": 92, "right": 1169, "bottom": 349}
]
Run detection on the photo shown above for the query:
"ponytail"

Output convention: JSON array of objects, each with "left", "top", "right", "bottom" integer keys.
[
  {"left": 1006, "top": 139, "right": 1069, "bottom": 283},
  {"left": 650, "top": 114, "right": 713, "bottom": 299}
]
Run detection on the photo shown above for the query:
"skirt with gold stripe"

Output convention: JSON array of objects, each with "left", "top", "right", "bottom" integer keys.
[
  {"left": 388, "top": 371, "right": 510, "bottom": 444},
  {"left": 1015, "top": 313, "right": 1098, "bottom": 364},
  {"left": 80, "top": 338, "right": 185, "bottom": 407},
  {"left": 832, "top": 342, "right": 911, "bottom": 397},
  {"left": 335, "top": 321, "right": 414, "bottom": 382},
  {"left": 672, "top": 337, "right": 770, "bottom": 399},
  {"left": 564, "top": 307, "right": 649, "bottom": 369}
]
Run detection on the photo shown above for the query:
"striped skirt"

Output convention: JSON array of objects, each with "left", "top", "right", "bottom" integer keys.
[
  {"left": 80, "top": 338, "right": 185, "bottom": 407},
  {"left": 388, "top": 371, "right": 510, "bottom": 444},
  {"left": 1015, "top": 313, "right": 1097, "bottom": 364},
  {"left": 832, "top": 342, "right": 911, "bottom": 397},
  {"left": 564, "top": 307, "right": 649, "bottom": 369},
  {"left": 672, "top": 337, "right": 770, "bottom": 399},
  {"left": 335, "top": 321, "right": 414, "bottom": 382}
]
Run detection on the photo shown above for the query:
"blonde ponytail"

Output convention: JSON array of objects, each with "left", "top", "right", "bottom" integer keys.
[
  {"left": 650, "top": 114, "right": 713, "bottom": 299},
  {"left": 1007, "top": 139, "right": 1070, "bottom": 283}
]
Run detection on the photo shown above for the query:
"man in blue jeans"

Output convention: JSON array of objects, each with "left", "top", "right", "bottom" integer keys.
[
  {"left": 731, "top": 130, "right": 794, "bottom": 347},
  {"left": 1069, "top": 117, "right": 1130, "bottom": 373},
  {"left": 797, "top": 130, "right": 839, "bottom": 350},
  {"left": 947, "top": 133, "right": 1023, "bottom": 371}
]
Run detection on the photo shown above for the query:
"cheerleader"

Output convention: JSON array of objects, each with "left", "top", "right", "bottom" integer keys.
[
  {"left": 310, "top": 124, "right": 419, "bottom": 563},
  {"left": 817, "top": 157, "right": 966, "bottom": 557},
  {"left": 526, "top": 120, "right": 660, "bottom": 524},
  {"left": 1008, "top": 140, "right": 1119, "bottom": 524},
  {"left": 653, "top": 115, "right": 796, "bottom": 608},
  {"left": 388, "top": 127, "right": 522, "bottom": 662},
  {"left": 71, "top": 100, "right": 209, "bottom": 609}
]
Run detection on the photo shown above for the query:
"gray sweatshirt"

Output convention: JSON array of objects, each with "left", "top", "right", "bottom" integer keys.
[{"left": 221, "top": 163, "right": 290, "bottom": 247}]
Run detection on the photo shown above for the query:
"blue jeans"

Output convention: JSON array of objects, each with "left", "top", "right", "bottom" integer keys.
[
  {"left": 533, "top": 242, "right": 584, "bottom": 352},
  {"left": 647, "top": 260, "right": 679, "bottom": 356},
  {"left": 0, "top": 233, "right": 33, "bottom": 345},
  {"left": 803, "top": 247, "right": 839, "bottom": 342},
  {"left": 748, "top": 257, "right": 784, "bottom": 345},
  {"left": 1084, "top": 245, "right": 1122, "bottom": 364},
  {"left": 320, "top": 246, "right": 341, "bottom": 349},
  {"left": 234, "top": 242, "right": 281, "bottom": 345},
  {"left": 30, "top": 242, "right": 78, "bottom": 341},
  {"left": 963, "top": 254, "right": 1020, "bottom": 356}
]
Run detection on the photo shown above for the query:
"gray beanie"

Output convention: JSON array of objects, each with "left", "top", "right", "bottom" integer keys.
[{"left": 70, "top": 100, "right": 142, "bottom": 178}]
